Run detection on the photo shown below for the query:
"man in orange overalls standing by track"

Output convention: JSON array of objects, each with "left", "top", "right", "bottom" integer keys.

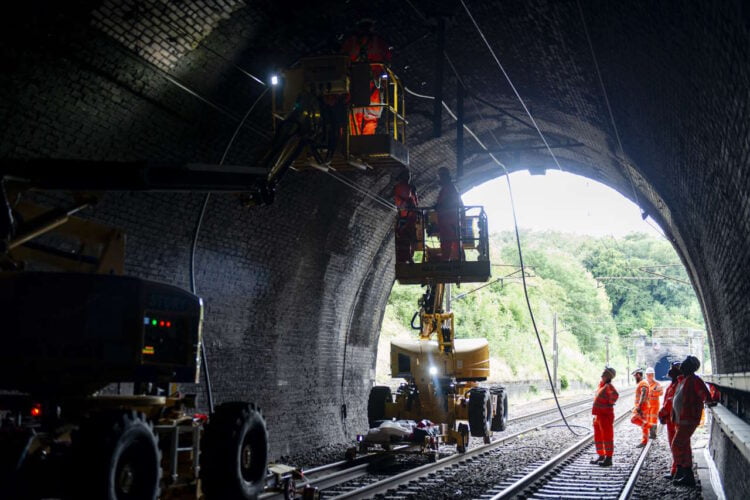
[
  {"left": 671, "top": 355, "right": 712, "bottom": 487},
  {"left": 631, "top": 368, "right": 651, "bottom": 447},
  {"left": 658, "top": 361, "right": 683, "bottom": 480},
  {"left": 645, "top": 367, "right": 663, "bottom": 440},
  {"left": 591, "top": 366, "right": 619, "bottom": 467}
]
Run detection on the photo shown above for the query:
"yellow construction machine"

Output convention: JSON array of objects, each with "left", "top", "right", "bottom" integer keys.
[{"left": 358, "top": 205, "right": 508, "bottom": 457}]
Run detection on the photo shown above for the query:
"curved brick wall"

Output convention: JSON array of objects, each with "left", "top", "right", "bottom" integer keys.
[{"left": 1, "top": 5, "right": 749, "bottom": 485}]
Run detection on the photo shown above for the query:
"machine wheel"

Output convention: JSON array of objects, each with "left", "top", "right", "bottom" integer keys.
[
  {"left": 468, "top": 388, "right": 492, "bottom": 438},
  {"left": 200, "top": 401, "right": 269, "bottom": 500},
  {"left": 490, "top": 387, "right": 509, "bottom": 432},
  {"left": 367, "top": 386, "right": 392, "bottom": 428},
  {"left": 70, "top": 410, "right": 161, "bottom": 500}
]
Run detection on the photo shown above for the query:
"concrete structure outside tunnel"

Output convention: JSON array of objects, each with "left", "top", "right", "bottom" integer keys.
[
  {"left": 631, "top": 327, "right": 706, "bottom": 380},
  {"left": 1, "top": 1, "right": 750, "bottom": 497}
]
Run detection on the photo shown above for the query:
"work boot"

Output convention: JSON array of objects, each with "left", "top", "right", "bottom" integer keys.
[
  {"left": 673, "top": 466, "right": 686, "bottom": 482},
  {"left": 663, "top": 472, "right": 674, "bottom": 480},
  {"left": 635, "top": 441, "right": 646, "bottom": 448},
  {"left": 590, "top": 455, "right": 605, "bottom": 464},
  {"left": 598, "top": 456, "right": 613, "bottom": 467},
  {"left": 673, "top": 466, "right": 696, "bottom": 487},
  {"left": 649, "top": 426, "right": 657, "bottom": 439}
]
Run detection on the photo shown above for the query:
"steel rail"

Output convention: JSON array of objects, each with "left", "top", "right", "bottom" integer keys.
[
  {"left": 489, "top": 409, "right": 633, "bottom": 500},
  {"left": 618, "top": 440, "right": 652, "bottom": 500},
  {"left": 327, "top": 402, "right": 602, "bottom": 500}
]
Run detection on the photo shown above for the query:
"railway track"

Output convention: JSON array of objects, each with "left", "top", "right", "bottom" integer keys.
[
  {"left": 483, "top": 410, "right": 652, "bottom": 500},
  {"left": 262, "top": 389, "right": 636, "bottom": 499},
  {"left": 316, "top": 395, "right": 633, "bottom": 499}
]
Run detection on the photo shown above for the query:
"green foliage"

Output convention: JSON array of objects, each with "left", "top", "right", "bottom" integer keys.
[
  {"left": 560, "top": 375, "right": 569, "bottom": 390},
  {"left": 380, "top": 230, "right": 705, "bottom": 386}
]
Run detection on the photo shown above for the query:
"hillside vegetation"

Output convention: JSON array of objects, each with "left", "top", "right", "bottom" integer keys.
[{"left": 378, "top": 231, "right": 704, "bottom": 388}]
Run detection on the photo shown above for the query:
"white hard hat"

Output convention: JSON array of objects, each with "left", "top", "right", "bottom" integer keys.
[{"left": 645, "top": 367, "right": 655, "bottom": 375}]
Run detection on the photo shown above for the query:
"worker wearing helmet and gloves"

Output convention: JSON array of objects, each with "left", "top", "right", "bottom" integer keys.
[
  {"left": 658, "top": 362, "right": 683, "bottom": 480},
  {"left": 591, "top": 366, "right": 619, "bottom": 467},
  {"left": 630, "top": 368, "right": 651, "bottom": 447},
  {"left": 671, "top": 355, "right": 712, "bottom": 487},
  {"left": 435, "top": 167, "right": 463, "bottom": 261},
  {"left": 645, "top": 367, "right": 663, "bottom": 439}
]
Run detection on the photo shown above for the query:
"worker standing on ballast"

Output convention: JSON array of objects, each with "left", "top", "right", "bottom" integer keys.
[
  {"left": 631, "top": 368, "right": 651, "bottom": 447},
  {"left": 591, "top": 366, "right": 619, "bottom": 467},
  {"left": 658, "top": 361, "right": 683, "bottom": 480},
  {"left": 671, "top": 355, "right": 712, "bottom": 487},
  {"left": 435, "top": 167, "right": 463, "bottom": 261},
  {"left": 394, "top": 169, "right": 419, "bottom": 264},
  {"left": 341, "top": 19, "right": 391, "bottom": 135},
  {"left": 645, "top": 366, "right": 663, "bottom": 439}
]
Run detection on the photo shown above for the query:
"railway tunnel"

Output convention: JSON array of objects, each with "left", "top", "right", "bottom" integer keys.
[{"left": 1, "top": 0, "right": 749, "bottom": 497}]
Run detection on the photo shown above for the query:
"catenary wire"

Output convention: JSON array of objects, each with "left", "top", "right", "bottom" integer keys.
[
  {"left": 404, "top": 83, "right": 582, "bottom": 436},
  {"left": 459, "top": 0, "right": 564, "bottom": 172}
]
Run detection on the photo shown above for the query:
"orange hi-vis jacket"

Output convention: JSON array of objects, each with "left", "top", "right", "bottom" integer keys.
[
  {"left": 634, "top": 379, "right": 649, "bottom": 413},
  {"left": 672, "top": 374, "right": 710, "bottom": 426},
  {"left": 647, "top": 379, "right": 663, "bottom": 425},
  {"left": 592, "top": 381, "right": 619, "bottom": 417},
  {"left": 658, "top": 376, "right": 683, "bottom": 424}
]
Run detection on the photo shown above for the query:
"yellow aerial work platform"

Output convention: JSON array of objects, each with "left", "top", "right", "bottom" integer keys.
[
  {"left": 394, "top": 206, "right": 491, "bottom": 285},
  {"left": 271, "top": 55, "right": 408, "bottom": 172}
]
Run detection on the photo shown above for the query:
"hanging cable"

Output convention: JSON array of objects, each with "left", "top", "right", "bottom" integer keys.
[
  {"left": 459, "top": 0, "right": 564, "bottom": 173},
  {"left": 190, "top": 87, "right": 270, "bottom": 414},
  {"left": 404, "top": 82, "right": 582, "bottom": 436},
  {"left": 325, "top": 170, "right": 396, "bottom": 212}
]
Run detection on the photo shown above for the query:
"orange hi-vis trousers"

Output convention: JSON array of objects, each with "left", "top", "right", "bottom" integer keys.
[
  {"left": 672, "top": 422, "right": 699, "bottom": 468},
  {"left": 641, "top": 421, "right": 652, "bottom": 444},
  {"left": 594, "top": 414, "right": 615, "bottom": 457},
  {"left": 666, "top": 422, "right": 677, "bottom": 474}
]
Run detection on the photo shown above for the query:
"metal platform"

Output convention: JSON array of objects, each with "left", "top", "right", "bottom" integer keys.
[
  {"left": 395, "top": 260, "right": 491, "bottom": 285},
  {"left": 291, "top": 134, "right": 408, "bottom": 172}
]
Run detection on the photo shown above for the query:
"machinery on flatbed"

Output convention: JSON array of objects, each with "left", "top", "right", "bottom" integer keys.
[
  {"left": 0, "top": 197, "right": 271, "bottom": 500},
  {"left": 357, "top": 205, "right": 507, "bottom": 457}
]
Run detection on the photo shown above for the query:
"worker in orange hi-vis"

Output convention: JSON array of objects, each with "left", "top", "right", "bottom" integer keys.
[
  {"left": 340, "top": 19, "right": 391, "bottom": 135},
  {"left": 645, "top": 367, "right": 663, "bottom": 439},
  {"left": 630, "top": 368, "right": 651, "bottom": 447},
  {"left": 393, "top": 168, "right": 419, "bottom": 264},
  {"left": 658, "top": 362, "right": 683, "bottom": 480},
  {"left": 671, "top": 355, "right": 715, "bottom": 487},
  {"left": 435, "top": 167, "right": 463, "bottom": 261},
  {"left": 590, "top": 366, "right": 619, "bottom": 467}
]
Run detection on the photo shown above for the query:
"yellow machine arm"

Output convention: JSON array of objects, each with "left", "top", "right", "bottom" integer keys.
[{"left": 418, "top": 282, "right": 455, "bottom": 354}]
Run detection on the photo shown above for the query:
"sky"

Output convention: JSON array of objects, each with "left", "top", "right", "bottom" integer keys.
[{"left": 462, "top": 170, "right": 665, "bottom": 238}]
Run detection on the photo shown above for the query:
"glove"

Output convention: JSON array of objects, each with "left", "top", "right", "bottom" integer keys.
[{"left": 659, "top": 416, "right": 666, "bottom": 425}]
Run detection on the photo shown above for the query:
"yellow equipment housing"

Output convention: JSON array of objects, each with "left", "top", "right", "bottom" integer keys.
[{"left": 390, "top": 338, "right": 490, "bottom": 381}]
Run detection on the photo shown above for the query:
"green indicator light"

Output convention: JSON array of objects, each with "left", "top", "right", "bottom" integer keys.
[{"left": 151, "top": 319, "right": 157, "bottom": 326}]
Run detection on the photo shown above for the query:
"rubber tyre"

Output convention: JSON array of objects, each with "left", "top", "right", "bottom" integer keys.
[
  {"left": 468, "top": 388, "right": 492, "bottom": 438},
  {"left": 70, "top": 410, "right": 161, "bottom": 500},
  {"left": 367, "top": 386, "right": 393, "bottom": 428},
  {"left": 490, "top": 387, "right": 509, "bottom": 432},
  {"left": 200, "top": 401, "right": 268, "bottom": 500}
]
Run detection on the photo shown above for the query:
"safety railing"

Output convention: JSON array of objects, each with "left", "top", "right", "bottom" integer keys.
[{"left": 394, "top": 206, "right": 490, "bottom": 284}]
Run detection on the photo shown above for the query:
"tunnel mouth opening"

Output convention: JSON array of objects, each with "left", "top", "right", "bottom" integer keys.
[{"left": 377, "top": 169, "right": 709, "bottom": 394}]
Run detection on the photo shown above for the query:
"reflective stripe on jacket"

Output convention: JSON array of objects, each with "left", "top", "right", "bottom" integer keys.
[
  {"left": 592, "top": 381, "right": 619, "bottom": 417},
  {"left": 672, "top": 374, "right": 710, "bottom": 426},
  {"left": 635, "top": 380, "right": 649, "bottom": 412}
]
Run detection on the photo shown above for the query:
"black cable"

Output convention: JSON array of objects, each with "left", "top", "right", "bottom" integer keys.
[{"left": 189, "top": 88, "right": 270, "bottom": 415}]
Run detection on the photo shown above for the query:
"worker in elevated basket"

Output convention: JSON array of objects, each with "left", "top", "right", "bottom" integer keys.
[
  {"left": 393, "top": 168, "right": 419, "bottom": 264},
  {"left": 591, "top": 366, "right": 619, "bottom": 467},
  {"left": 671, "top": 355, "right": 713, "bottom": 487},
  {"left": 658, "top": 361, "right": 683, "bottom": 480},
  {"left": 645, "top": 366, "right": 663, "bottom": 439},
  {"left": 630, "top": 368, "right": 651, "bottom": 447}
]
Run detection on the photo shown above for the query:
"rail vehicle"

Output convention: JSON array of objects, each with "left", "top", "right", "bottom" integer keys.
[
  {"left": 0, "top": 46, "right": 414, "bottom": 499},
  {"left": 356, "top": 205, "right": 509, "bottom": 458},
  {"left": 0, "top": 198, "right": 274, "bottom": 500}
]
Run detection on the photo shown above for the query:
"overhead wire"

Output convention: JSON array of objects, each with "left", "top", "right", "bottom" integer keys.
[
  {"left": 452, "top": 0, "right": 586, "bottom": 435},
  {"left": 459, "top": 0, "right": 564, "bottom": 173}
]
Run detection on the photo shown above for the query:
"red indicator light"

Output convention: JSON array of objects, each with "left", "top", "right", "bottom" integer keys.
[
  {"left": 30, "top": 404, "right": 42, "bottom": 418},
  {"left": 159, "top": 321, "right": 165, "bottom": 327},
  {"left": 166, "top": 321, "right": 171, "bottom": 328}
]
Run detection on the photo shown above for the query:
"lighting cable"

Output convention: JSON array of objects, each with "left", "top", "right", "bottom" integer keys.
[{"left": 189, "top": 87, "right": 270, "bottom": 414}]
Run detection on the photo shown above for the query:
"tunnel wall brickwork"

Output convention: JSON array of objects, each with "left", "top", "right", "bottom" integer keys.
[{"left": 3, "top": 2, "right": 750, "bottom": 480}]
